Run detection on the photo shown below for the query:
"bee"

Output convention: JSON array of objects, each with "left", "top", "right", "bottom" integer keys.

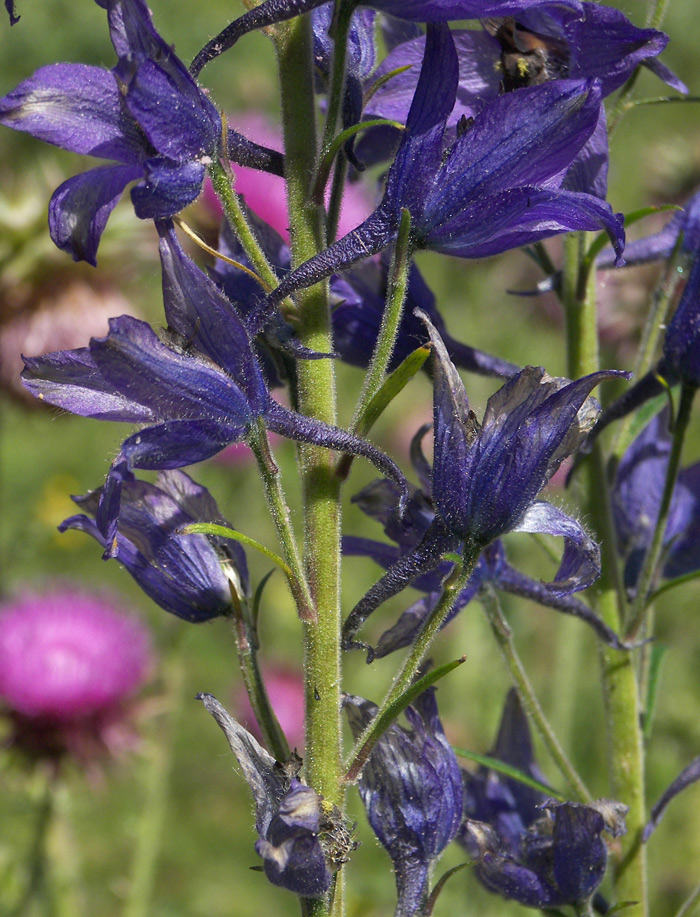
[{"left": 484, "top": 18, "right": 569, "bottom": 92}]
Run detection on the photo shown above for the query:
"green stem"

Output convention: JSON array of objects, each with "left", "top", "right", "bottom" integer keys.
[
  {"left": 608, "top": 68, "right": 641, "bottom": 135},
  {"left": 647, "top": 0, "right": 671, "bottom": 29},
  {"left": 611, "top": 249, "right": 685, "bottom": 460},
  {"left": 626, "top": 381, "right": 696, "bottom": 640},
  {"left": 274, "top": 15, "right": 344, "bottom": 917},
  {"left": 584, "top": 442, "right": 647, "bottom": 915},
  {"left": 563, "top": 218, "right": 647, "bottom": 913},
  {"left": 249, "top": 422, "right": 316, "bottom": 622},
  {"left": 350, "top": 209, "right": 412, "bottom": 429},
  {"left": 123, "top": 659, "right": 185, "bottom": 917},
  {"left": 208, "top": 159, "right": 281, "bottom": 295},
  {"left": 345, "top": 543, "right": 481, "bottom": 782},
  {"left": 562, "top": 231, "right": 599, "bottom": 378},
  {"left": 11, "top": 771, "right": 55, "bottom": 917},
  {"left": 230, "top": 589, "right": 291, "bottom": 762},
  {"left": 326, "top": 153, "right": 348, "bottom": 245},
  {"left": 316, "top": 2, "right": 353, "bottom": 198},
  {"left": 479, "top": 586, "right": 593, "bottom": 803}
]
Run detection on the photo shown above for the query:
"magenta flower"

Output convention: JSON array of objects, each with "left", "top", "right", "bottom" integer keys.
[{"left": 0, "top": 588, "right": 151, "bottom": 762}]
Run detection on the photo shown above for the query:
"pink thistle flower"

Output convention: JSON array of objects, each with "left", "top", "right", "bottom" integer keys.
[{"left": 0, "top": 588, "right": 152, "bottom": 765}]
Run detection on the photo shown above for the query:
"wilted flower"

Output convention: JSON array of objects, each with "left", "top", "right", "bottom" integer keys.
[
  {"left": 198, "top": 693, "right": 337, "bottom": 897},
  {"left": 461, "top": 690, "right": 627, "bottom": 910},
  {"left": 344, "top": 689, "right": 463, "bottom": 917},
  {"left": 0, "top": 588, "right": 151, "bottom": 764},
  {"left": 0, "top": 0, "right": 282, "bottom": 264},
  {"left": 60, "top": 469, "right": 249, "bottom": 622}
]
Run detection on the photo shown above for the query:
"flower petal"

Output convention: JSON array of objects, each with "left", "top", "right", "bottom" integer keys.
[
  {"left": 513, "top": 500, "right": 600, "bottom": 594},
  {"left": 21, "top": 345, "right": 156, "bottom": 421},
  {"left": 49, "top": 164, "right": 141, "bottom": 265},
  {"left": 130, "top": 158, "right": 207, "bottom": 219},
  {"left": 0, "top": 63, "right": 144, "bottom": 160},
  {"left": 121, "top": 57, "right": 220, "bottom": 161},
  {"left": 424, "top": 186, "right": 625, "bottom": 265}
]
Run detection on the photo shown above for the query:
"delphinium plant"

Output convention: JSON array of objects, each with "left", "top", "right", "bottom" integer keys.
[{"left": 2, "top": 0, "right": 700, "bottom": 915}]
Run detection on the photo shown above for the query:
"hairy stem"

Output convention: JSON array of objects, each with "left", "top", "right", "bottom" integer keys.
[
  {"left": 274, "top": 13, "right": 344, "bottom": 917},
  {"left": 250, "top": 422, "right": 316, "bottom": 622}
]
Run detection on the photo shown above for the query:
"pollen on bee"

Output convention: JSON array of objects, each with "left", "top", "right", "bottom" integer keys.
[{"left": 38, "top": 393, "right": 44, "bottom": 400}]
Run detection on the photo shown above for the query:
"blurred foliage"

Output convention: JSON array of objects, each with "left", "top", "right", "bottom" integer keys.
[{"left": 2, "top": 0, "right": 700, "bottom": 915}]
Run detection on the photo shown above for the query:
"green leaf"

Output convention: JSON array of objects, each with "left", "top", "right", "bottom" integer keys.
[
  {"left": 643, "top": 643, "right": 668, "bottom": 743},
  {"left": 180, "top": 523, "right": 292, "bottom": 579},
  {"left": 606, "top": 901, "right": 640, "bottom": 914},
  {"left": 452, "top": 748, "right": 566, "bottom": 801},
  {"left": 650, "top": 568, "right": 700, "bottom": 606},
  {"left": 613, "top": 385, "right": 677, "bottom": 462},
  {"left": 344, "top": 657, "right": 466, "bottom": 783},
  {"left": 354, "top": 345, "right": 431, "bottom": 439}
]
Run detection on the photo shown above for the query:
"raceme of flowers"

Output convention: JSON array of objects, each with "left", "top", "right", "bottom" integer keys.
[{"left": 3, "top": 0, "right": 696, "bottom": 913}]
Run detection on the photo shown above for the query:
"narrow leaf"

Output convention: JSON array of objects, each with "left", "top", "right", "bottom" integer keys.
[
  {"left": 453, "top": 748, "right": 565, "bottom": 800},
  {"left": 181, "top": 523, "right": 292, "bottom": 578},
  {"left": 344, "top": 657, "right": 465, "bottom": 783},
  {"left": 643, "top": 643, "right": 668, "bottom": 743},
  {"left": 355, "top": 345, "right": 431, "bottom": 439}
]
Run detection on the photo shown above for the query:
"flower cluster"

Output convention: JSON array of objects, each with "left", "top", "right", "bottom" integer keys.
[{"left": 2, "top": 0, "right": 695, "bottom": 912}]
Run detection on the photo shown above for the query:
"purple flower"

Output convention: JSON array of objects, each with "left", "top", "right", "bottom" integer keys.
[
  {"left": 331, "top": 257, "right": 519, "bottom": 379},
  {"left": 461, "top": 690, "right": 627, "bottom": 910},
  {"left": 0, "top": 0, "right": 282, "bottom": 265},
  {"left": 215, "top": 204, "right": 517, "bottom": 381},
  {"left": 369, "top": 4, "right": 683, "bottom": 124},
  {"left": 344, "top": 427, "right": 630, "bottom": 657},
  {"left": 342, "top": 314, "right": 626, "bottom": 649},
  {"left": 21, "top": 223, "right": 407, "bottom": 543},
  {"left": 363, "top": 5, "right": 684, "bottom": 195},
  {"left": 267, "top": 24, "right": 625, "bottom": 310},
  {"left": 0, "top": 587, "right": 151, "bottom": 763},
  {"left": 199, "top": 693, "right": 336, "bottom": 898},
  {"left": 586, "top": 250, "right": 700, "bottom": 441},
  {"left": 60, "top": 470, "right": 249, "bottom": 622},
  {"left": 344, "top": 689, "right": 463, "bottom": 916},
  {"left": 612, "top": 409, "right": 700, "bottom": 593}
]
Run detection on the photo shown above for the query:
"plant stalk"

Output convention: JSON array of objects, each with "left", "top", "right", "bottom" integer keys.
[
  {"left": 480, "top": 586, "right": 593, "bottom": 803},
  {"left": 274, "top": 13, "right": 344, "bottom": 917}
]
